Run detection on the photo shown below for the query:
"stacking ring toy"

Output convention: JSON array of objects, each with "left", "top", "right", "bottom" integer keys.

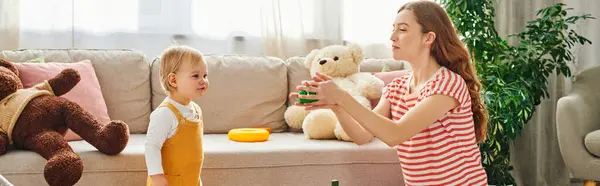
[
  {"left": 298, "top": 90, "right": 318, "bottom": 103},
  {"left": 228, "top": 128, "right": 270, "bottom": 142},
  {"left": 255, "top": 127, "right": 271, "bottom": 134}
]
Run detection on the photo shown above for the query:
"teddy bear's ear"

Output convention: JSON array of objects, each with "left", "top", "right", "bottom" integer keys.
[
  {"left": 347, "top": 44, "right": 364, "bottom": 65},
  {"left": 304, "top": 49, "right": 320, "bottom": 69},
  {"left": 0, "top": 58, "right": 18, "bottom": 76}
]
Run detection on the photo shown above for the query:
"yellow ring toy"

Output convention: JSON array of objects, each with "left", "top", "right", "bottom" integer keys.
[{"left": 228, "top": 128, "right": 270, "bottom": 142}]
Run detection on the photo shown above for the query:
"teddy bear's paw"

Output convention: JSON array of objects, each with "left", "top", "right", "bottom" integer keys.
[
  {"left": 357, "top": 80, "right": 383, "bottom": 99},
  {"left": 97, "top": 121, "right": 130, "bottom": 155},
  {"left": 47, "top": 68, "right": 82, "bottom": 96},
  {"left": 0, "top": 132, "right": 8, "bottom": 155},
  {"left": 58, "top": 68, "right": 81, "bottom": 82},
  {"left": 44, "top": 152, "right": 83, "bottom": 186},
  {"left": 353, "top": 95, "right": 373, "bottom": 110},
  {"left": 0, "top": 71, "right": 20, "bottom": 100},
  {"left": 334, "top": 125, "right": 354, "bottom": 142},
  {"left": 284, "top": 105, "right": 310, "bottom": 129},
  {"left": 302, "top": 109, "right": 337, "bottom": 139}
]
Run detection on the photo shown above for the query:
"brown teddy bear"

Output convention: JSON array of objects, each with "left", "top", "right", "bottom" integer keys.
[{"left": 0, "top": 59, "right": 130, "bottom": 186}]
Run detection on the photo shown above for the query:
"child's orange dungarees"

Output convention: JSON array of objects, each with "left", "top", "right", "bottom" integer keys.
[{"left": 147, "top": 101, "right": 204, "bottom": 186}]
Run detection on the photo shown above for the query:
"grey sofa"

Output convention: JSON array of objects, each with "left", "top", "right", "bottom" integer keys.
[{"left": 556, "top": 65, "right": 600, "bottom": 184}]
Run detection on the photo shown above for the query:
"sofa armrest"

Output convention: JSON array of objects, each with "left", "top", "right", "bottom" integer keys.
[{"left": 556, "top": 66, "right": 600, "bottom": 180}]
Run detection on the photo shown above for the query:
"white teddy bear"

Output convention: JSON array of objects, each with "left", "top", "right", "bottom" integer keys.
[{"left": 285, "top": 44, "right": 384, "bottom": 142}]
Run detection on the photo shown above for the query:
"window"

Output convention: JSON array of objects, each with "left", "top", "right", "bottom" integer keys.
[
  {"left": 191, "top": 0, "right": 261, "bottom": 39},
  {"left": 20, "top": 0, "right": 73, "bottom": 31},
  {"left": 74, "top": 0, "right": 138, "bottom": 33},
  {"left": 16, "top": 0, "right": 436, "bottom": 58},
  {"left": 342, "top": 0, "right": 408, "bottom": 44},
  {"left": 191, "top": 0, "right": 319, "bottom": 39},
  {"left": 20, "top": 0, "right": 138, "bottom": 33}
]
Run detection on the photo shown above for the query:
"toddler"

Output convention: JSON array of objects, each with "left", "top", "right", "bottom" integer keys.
[{"left": 145, "top": 45, "right": 209, "bottom": 186}]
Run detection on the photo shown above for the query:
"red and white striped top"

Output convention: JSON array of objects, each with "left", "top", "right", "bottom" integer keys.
[{"left": 383, "top": 67, "right": 488, "bottom": 186}]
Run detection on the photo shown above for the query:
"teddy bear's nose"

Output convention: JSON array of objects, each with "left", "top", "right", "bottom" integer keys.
[{"left": 319, "top": 59, "right": 327, "bottom": 65}]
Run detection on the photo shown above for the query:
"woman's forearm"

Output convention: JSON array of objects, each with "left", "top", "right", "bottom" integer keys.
[
  {"left": 336, "top": 91, "right": 407, "bottom": 147},
  {"left": 336, "top": 90, "right": 455, "bottom": 147},
  {"left": 300, "top": 72, "right": 450, "bottom": 147},
  {"left": 331, "top": 107, "right": 374, "bottom": 145}
]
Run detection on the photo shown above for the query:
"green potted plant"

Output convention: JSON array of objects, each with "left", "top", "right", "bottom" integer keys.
[{"left": 435, "top": 0, "right": 594, "bottom": 185}]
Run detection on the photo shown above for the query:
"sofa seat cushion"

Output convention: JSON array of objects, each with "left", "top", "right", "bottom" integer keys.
[
  {"left": 585, "top": 130, "right": 600, "bottom": 157},
  {"left": 0, "top": 133, "right": 400, "bottom": 174},
  {"left": 202, "top": 133, "right": 400, "bottom": 169},
  {"left": 0, "top": 135, "right": 148, "bottom": 174}
]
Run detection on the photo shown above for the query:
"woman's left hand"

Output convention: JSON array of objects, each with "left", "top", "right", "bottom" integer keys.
[{"left": 289, "top": 72, "right": 344, "bottom": 110}]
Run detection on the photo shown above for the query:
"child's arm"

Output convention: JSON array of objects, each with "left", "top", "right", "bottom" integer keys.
[
  {"left": 149, "top": 174, "right": 168, "bottom": 186},
  {"left": 144, "top": 108, "right": 178, "bottom": 179}
]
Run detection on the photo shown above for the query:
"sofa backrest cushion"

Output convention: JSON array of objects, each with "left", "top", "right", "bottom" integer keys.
[
  {"left": 0, "top": 49, "right": 152, "bottom": 134},
  {"left": 12, "top": 60, "right": 110, "bottom": 141},
  {"left": 151, "top": 55, "right": 288, "bottom": 134}
]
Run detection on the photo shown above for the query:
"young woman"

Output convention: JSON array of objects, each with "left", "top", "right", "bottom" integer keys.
[{"left": 291, "top": 1, "right": 488, "bottom": 185}]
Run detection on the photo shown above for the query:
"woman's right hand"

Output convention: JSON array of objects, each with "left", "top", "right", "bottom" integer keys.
[
  {"left": 151, "top": 174, "right": 169, "bottom": 186},
  {"left": 290, "top": 72, "right": 345, "bottom": 110}
]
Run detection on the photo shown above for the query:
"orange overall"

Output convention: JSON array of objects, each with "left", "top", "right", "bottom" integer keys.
[{"left": 147, "top": 102, "right": 204, "bottom": 186}]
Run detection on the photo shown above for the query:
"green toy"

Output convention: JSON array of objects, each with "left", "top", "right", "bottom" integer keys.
[
  {"left": 331, "top": 179, "right": 339, "bottom": 186},
  {"left": 298, "top": 90, "right": 318, "bottom": 103}
]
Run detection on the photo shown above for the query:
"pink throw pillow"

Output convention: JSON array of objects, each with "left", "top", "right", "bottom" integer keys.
[
  {"left": 370, "top": 70, "right": 412, "bottom": 108},
  {"left": 13, "top": 60, "right": 110, "bottom": 141}
]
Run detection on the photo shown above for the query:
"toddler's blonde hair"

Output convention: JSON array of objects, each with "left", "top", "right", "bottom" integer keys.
[{"left": 159, "top": 45, "right": 205, "bottom": 94}]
